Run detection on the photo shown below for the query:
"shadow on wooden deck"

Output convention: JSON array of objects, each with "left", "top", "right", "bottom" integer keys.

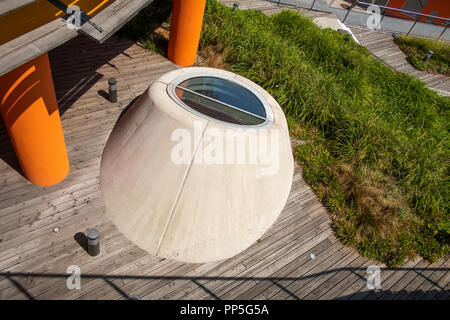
[
  {"left": 49, "top": 35, "right": 136, "bottom": 116},
  {"left": 1, "top": 266, "right": 448, "bottom": 300}
]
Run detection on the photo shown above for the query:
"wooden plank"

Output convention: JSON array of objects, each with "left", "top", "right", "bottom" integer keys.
[
  {"left": 421, "top": 269, "right": 450, "bottom": 300},
  {"left": 325, "top": 260, "right": 384, "bottom": 299},
  {"left": 347, "top": 20, "right": 450, "bottom": 97},
  {"left": 101, "top": 177, "right": 308, "bottom": 300},
  {"left": 264, "top": 241, "right": 350, "bottom": 299},
  {"left": 293, "top": 250, "right": 360, "bottom": 299},
  {"left": 116, "top": 204, "right": 330, "bottom": 300},
  {"left": 0, "top": 223, "right": 123, "bottom": 296},
  {"left": 98, "top": 258, "right": 179, "bottom": 300},
  {"left": 376, "top": 260, "right": 429, "bottom": 299},
  {"left": 153, "top": 216, "right": 332, "bottom": 300},
  {"left": 80, "top": 0, "right": 154, "bottom": 44},
  {"left": 0, "top": 18, "right": 77, "bottom": 77},
  {"left": 73, "top": 255, "right": 160, "bottom": 300},
  {"left": 209, "top": 233, "right": 336, "bottom": 300},
  {"left": 407, "top": 259, "right": 449, "bottom": 299},
  {"left": 158, "top": 226, "right": 334, "bottom": 300},
  {"left": 190, "top": 227, "right": 333, "bottom": 300}
]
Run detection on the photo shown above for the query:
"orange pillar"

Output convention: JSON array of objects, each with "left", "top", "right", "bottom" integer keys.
[
  {"left": 168, "top": 0, "right": 206, "bottom": 66},
  {"left": 0, "top": 53, "right": 69, "bottom": 186}
]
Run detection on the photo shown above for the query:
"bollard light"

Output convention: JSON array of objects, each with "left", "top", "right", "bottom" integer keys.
[
  {"left": 87, "top": 228, "right": 100, "bottom": 256},
  {"left": 424, "top": 50, "right": 434, "bottom": 62},
  {"left": 233, "top": 3, "right": 239, "bottom": 11},
  {"left": 108, "top": 78, "right": 117, "bottom": 103}
]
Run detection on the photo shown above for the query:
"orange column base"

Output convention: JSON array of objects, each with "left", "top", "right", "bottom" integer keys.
[
  {"left": 0, "top": 53, "right": 69, "bottom": 186},
  {"left": 168, "top": 0, "right": 207, "bottom": 67}
]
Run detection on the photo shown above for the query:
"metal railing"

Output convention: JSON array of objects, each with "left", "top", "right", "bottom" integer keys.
[
  {"left": 269, "top": 0, "right": 450, "bottom": 40},
  {"left": 343, "top": 1, "right": 449, "bottom": 40}
]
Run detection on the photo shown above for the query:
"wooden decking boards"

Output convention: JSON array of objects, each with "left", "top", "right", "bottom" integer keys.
[{"left": 0, "top": 0, "right": 448, "bottom": 300}]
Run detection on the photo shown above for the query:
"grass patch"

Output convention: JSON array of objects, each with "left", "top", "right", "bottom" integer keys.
[
  {"left": 120, "top": 0, "right": 449, "bottom": 267},
  {"left": 117, "top": 0, "right": 172, "bottom": 55},
  {"left": 394, "top": 35, "right": 450, "bottom": 75}
]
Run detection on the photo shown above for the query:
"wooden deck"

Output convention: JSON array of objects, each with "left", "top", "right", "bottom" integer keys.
[
  {"left": 347, "top": 26, "right": 450, "bottom": 97},
  {"left": 0, "top": 1, "right": 448, "bottom": 300}
]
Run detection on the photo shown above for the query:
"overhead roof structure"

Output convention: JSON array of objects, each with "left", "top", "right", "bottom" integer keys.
[
  {"left": 0, "top": 18, "right": 78, "bottom": 78},
  {"left": 0, "top": 0, "right": 153, "bottom": 77},
  {"left": 80, "top": 0, "right": 153, "bottom": 43},
  {"left": 0, "top": 0, "right": 37, "bottom": 16}
]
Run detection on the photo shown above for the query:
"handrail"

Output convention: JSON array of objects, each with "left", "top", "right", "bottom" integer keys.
[
  {"left": 355, "top": 1, "right": 449, "bottom": 22},
  {"left": 268, "top": 0, "right": 449, "bottom": 40}
]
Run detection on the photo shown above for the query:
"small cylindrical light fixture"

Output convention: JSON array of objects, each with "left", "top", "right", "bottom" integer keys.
[
  {"left": 233, "top": 3, "right": 239, "bottom": 11},
  {"left": 87, "top": 228, "right": 100, "bottom": 256},
  {"left": 424, "top": 50, "right": 434, "bottom": 62},
  {"left": 108, "top": 78, "right": 117, "bottom": 103}
]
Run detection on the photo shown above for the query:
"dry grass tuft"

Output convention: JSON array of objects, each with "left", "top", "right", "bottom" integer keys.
[
  {"left": 334, "top": 164, "right": 412, "bottom": 241},
  {"left": 197, "top": 45, "right": 232, "bottom": 70}
]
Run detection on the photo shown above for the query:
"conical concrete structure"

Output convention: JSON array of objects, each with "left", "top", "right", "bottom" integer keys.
[{"left": 100, "top": 67, "right": 294, "bottom": 263}]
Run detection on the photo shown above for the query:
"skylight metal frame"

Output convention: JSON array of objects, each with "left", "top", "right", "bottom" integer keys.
[{"left": 167, "top": 72, "right": 274, "bottom": 128}]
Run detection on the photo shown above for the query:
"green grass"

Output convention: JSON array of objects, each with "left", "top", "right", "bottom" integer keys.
[
  {"left": 394, "top": 35, "right": 450, "bottom": 75},
  {"left": 120, "top": 0, "right": 449, "bottom": 267},
  {"left": 116, "top": 0, "right": 172, "bottom": 55}
]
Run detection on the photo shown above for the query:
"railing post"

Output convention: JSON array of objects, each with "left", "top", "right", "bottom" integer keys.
[
  {"left": 407, "top": 14, "right": 420, "bottom": 36},
  {"left": 343, "top": 1, "right": 357, "bottom": 24},
  {"left": 437, "top": 23, "right": 448, "bottom": 41},
  {"left": 376, "top": 10, "right": 385, "bottom": 30}
]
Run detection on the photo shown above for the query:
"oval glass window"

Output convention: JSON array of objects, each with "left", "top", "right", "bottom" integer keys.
[{"left": 172, "top": 76, "right": 269, "bottom": 125}]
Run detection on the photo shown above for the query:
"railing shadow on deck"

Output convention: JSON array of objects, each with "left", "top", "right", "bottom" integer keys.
[
  {"left": 0, "top": 36, "right": 142, "bottom": 177},
  {"left": 0, "top": 0, "right": 173, "bottom": 177},
  {"left": 1, "top": 266, "right": 448, "bottom": 300}
]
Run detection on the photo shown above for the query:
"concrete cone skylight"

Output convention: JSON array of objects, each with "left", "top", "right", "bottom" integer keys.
[
  {"left": 100, "top": 67, "right": 294, "bottom": 263},
  {"left": 167, "top": 74, "right": 274, "bottom": 126}
]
